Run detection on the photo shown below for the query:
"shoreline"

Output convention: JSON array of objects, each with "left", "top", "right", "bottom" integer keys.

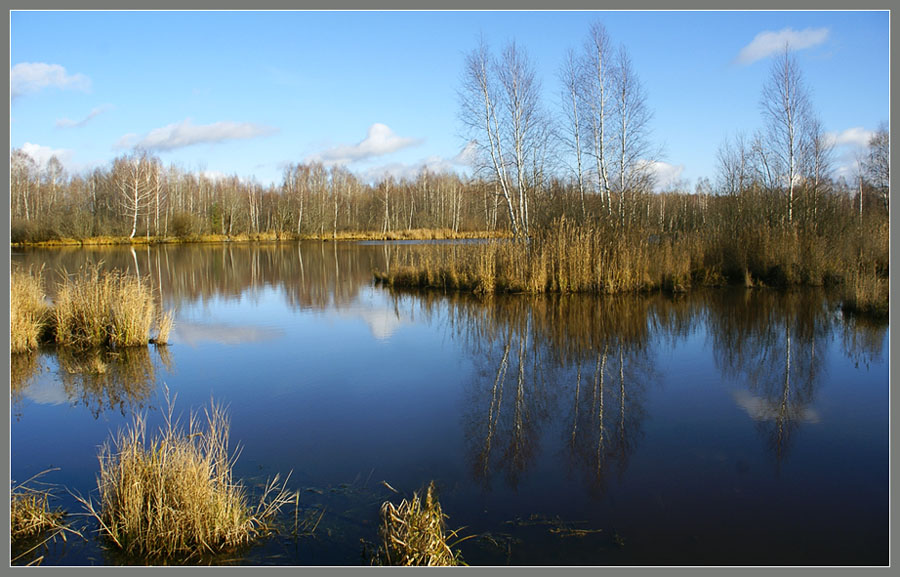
[{"left": 10, "top": 229, "right": 509, "bottom": 248}]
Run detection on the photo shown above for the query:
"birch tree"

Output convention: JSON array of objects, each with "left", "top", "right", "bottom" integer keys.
[
  {"left": 497, "top": 40, "right": 543, "bottom": 236},
  {"left": 113, "top": 151, "right": 155, "bottom": 238},
  {"left": 460, "top": 39, "right": 544, "bottom": 237},
  {"left": 583, "top": 22, "right": 614, "bottom": 215},
  {"left": 559, "top": 48, "right": 587, "bottom": 218},
  {"left": 760, "top": 45, "right": 811, "bottom": 225},
  {"left": 801, "top": 115, "right": 833, "bottom": 229},
  {"left": 460, "top": 38, "right": 520, "bottom": 237},
  {"left": 864, "top": 122, "right": 889, "bottom": 215},
  {"left": 610, "top": 44, "right": 655, "bottom": 228}
]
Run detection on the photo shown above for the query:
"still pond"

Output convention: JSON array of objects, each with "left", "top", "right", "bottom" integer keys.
[{"left": 10, "top": 242, "right": 889, "bottom": 565}]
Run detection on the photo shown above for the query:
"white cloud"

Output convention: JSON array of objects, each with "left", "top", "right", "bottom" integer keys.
[
  {"left": 174, "top": 322, "right": 284, "bottom": 347},
  {"left": 21, "top": 379, "right": 69, "bottom": 406},
  {"left": 453, "top": 140, "right": 478, "bottom": 166},
  {"left": 308, "top": 123, "right": 422, "bottom": 165},
  {"left": 824, "top": 127, "right": 874, "bottom": 149},
  {"left": 736, "top": 27, "right": 829, "bottom": 65},
  {"left": 823, "top": 126, "right": 876, "bottom": 181},
  {"left": 200, "top": 170, "right": 228, "bottom": 181},
  {"left": 20, "top": 142, "right": 72, "bottom": 168},
  {"left": 733, "top": 389, "right": 820, "bottom": 423},
  {"left": 358, "top": 142, "right": 477, "bottom": 183},
  {"left": 56, "top": 104, "right": 112, "bottom": 128},
  {"left": 11, "top": 62, "right": 90, "bottom": 99},
  {"left": 118, "top": 118, "right": 277, "bottom": 151},
  {"left": 647, "top": 160, "right": 685, "bottom": 191}
]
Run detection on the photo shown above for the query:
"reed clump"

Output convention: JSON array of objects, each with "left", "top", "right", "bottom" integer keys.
[
  {"left": 11, "top": 469, "right": 79, "bottom": 565},
  {"left": 376, "top": 481, "right": 465, "bottom": 566},
  {"left": 52, "top": 264, "right": 156, "bottom": 349},
  {"left": 78, "top": 395, "right": 293, "bottom": 561},
  {"left": 841, "top": 263, "right": 889, "bottom": 319},
  {"left": 10, "top": 266, "right": 49, "bottom": 353}
]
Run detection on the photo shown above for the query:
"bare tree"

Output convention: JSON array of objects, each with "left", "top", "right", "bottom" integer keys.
[
  {"left": 10, "top": 148, "right": 37, "bottom": 221},
  {"left": 559, "top": 48, "right": 587, "bottom": 218},
  {"left": 460, "top": 38, "right": 520, "bottom": 237},
  {"left": 44, "top": 156, "right": 65, "bottom": 214},
  {"left": 610, "top": 44, "right": 655, "bottom": 227},
  {"left": 802, "top": 115, "right": 833, "bottom": 229},
  {"left": 149, "top": 157, "right": 167, "bottom": 237},
  {"left": 864, "top": 121, "right": 889, "bottom": 215},
  {"left": 497, "top": 40, "right": 544, "bottom": 236},
  {"left": 760, "top": 45, "right": 811, "bottom": 225},
  {"left": 716, "top": 132, "right": 751, "bottom": 196},
  {"left": 113, "top": 151, "right": 155, "bottom": 239},
  {"left": 460, "top": 38, "right": 544, "bottom": 237},
  {"left": 582, "top": 22, "right": 614, "bottom": 215}
]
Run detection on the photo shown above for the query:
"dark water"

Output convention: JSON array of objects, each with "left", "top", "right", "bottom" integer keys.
[{"left": 10, "top": 242, "right": 889, "bottom": 566}]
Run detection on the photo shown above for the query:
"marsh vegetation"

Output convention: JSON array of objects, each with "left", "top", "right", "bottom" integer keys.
[
  {"left": 9, "top": 263, "right": 174, "bottom": 353},
  {"left": 77, "top": 395, "right": 294, "bottom": 562}
]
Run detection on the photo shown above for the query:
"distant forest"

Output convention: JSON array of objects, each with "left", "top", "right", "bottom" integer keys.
[{"left": 10, "top": 24, "right": 888, "bottom": 245}]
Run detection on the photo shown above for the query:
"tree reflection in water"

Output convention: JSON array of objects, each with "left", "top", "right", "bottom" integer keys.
[
  {"left": 390, "top": 286, "right": 886, "bottom": 493},
  {"left": 398, "top": 292, "right": 661, "bottom": 493},
  {"left": 707, "top": 288, "right": 886, "bottom": 469}
]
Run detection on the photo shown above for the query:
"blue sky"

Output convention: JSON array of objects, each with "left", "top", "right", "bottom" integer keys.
[{"left": 10, "top": 10, "right": 890, "bottom": 189}]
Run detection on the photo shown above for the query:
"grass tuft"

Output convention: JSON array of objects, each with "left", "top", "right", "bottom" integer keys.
[
  {"left": 376, "top": 481, "right": 467, "bottom": 566},
  {"left": 52, "top": 264, "right": 158, "bottom": 349},
  {"left": 10, "top": 266, "right": 49, "bottom": 353},
  {"left": 77, "top": 392, "right": 293, "bottom": 561}
]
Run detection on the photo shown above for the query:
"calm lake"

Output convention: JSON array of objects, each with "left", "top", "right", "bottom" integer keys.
[{"left": 10, "top": 242, "right": 889, "bottom": 566}]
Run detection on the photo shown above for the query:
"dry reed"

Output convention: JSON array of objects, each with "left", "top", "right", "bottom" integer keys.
[
  {"left": 152, "top": 310, "right": 175, "bottom": 345},
  {"left": 52, "top": 264, "right": 157, "bottom": 349},
  {"left": 11, "top": 469, "right": 80, "bottom": 565},
  {"left": 376, "top": 481, "right": 466, "bottom": 566},
  {"left": 842, "top": 263, "right": 889, "bottom": 318},
  {"left": 77, "top": 393, "right": 293, "bottom": 561},
  {"left": 10, "top": 266, "right": 49, "bottom": 353}
]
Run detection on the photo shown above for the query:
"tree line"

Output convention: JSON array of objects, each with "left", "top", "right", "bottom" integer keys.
[{"left": 10, "top": 22, "right": 889, "bottom": 245}]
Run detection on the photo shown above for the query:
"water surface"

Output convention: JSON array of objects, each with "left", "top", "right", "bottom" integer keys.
[{"left": 10, "top": 242, "right": 889, "bottom": 565}]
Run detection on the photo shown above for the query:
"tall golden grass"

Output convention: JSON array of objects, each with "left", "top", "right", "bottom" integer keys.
[
  {"left": 374, "top": 215, "right": 889, "bottom": 318},
  {"left": 10, "top": 267, "right": 49, "bottom": 353},
  {"left": 376, "top": 481, "right": 467, "bottom": 566},
  {"left": 77, "top": 393, "right": 293, "bottom": 561},
  {"left": 10, "top": 264, "right": 176, "bottom": 351},
  {"left": 53, "top": 264, "right": 156, "bottom": 348},
  {"left": 842, "top": 262, "right": 889, "bottom": 318}
]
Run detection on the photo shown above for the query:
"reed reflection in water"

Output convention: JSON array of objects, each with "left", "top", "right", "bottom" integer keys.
[{"left": 11, "top": 346, "right": 173, "bottom": 420}]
